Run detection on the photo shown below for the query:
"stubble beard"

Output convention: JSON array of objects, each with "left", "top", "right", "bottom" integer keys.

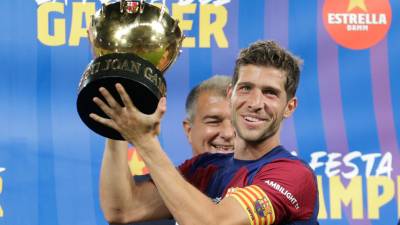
[{"left": 232, "top": 113, "right": 281, "bottom": 144}]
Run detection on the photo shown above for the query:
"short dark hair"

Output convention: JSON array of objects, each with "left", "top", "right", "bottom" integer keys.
[
  {"left": 185, "top": 75, "right": 231, "bottom": 122},
  {"left": 232, "top": 40, "right": 303, "bottom": 100}
]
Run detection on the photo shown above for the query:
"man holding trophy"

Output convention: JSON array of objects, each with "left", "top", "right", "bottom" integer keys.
[{"left": 77, "top": 1, "right": 319, "bottom": 224}]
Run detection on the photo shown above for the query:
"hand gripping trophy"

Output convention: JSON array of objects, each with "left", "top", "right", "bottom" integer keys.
[{"left": 77, "top": 0, "right": 183, "bottom": 140}]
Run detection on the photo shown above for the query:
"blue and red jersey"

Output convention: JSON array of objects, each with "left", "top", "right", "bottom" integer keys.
[{"left": 179, "top": 145, "right": 319, "bottom": 225}]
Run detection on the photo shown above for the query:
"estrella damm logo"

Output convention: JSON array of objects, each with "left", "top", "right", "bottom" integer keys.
[{"left": 323, "top": 0, "right": 392, "bottom": 50}]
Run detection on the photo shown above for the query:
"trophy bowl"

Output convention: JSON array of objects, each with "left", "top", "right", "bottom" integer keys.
[{"left": 77, "top": 0, "right": 183, "bottom": 140}]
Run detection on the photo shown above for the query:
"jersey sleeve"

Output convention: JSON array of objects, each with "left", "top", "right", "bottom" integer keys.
[
  {"left": 178, "top": 154, "right": 203, "bottom": 179},
  {"left": 178, "top": 153, "right": 221, "bottom": 193},
  {"left": 225, "top": 159, "right": 318, "bottom": 225}
]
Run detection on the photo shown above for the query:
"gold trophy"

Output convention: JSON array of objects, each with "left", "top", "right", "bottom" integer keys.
[{"left": 77, "top": 0, "right": 183, "bottom": 140}]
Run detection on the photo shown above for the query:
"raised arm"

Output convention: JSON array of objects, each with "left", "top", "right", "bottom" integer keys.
[
  {"left": 99, "top": 138, "right": 171, "bottom": 223},
  {"left": 91, "top": 84, "right": 250, "bottom": 225},
  {"left": 134, "top": 137, "right": 249, "bottom": 225}
]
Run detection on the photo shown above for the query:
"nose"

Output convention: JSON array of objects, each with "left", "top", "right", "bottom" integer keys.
[
  {"left": 247, "top": 89, "right": 263, "bottom": 111},
  {"left": 220, "top": 120, "right": 235, "bottom": 141}
]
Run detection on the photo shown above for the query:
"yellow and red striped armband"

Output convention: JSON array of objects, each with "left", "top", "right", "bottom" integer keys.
[{"left": 225, "top": 185, "right": 275, "bottom": 225}]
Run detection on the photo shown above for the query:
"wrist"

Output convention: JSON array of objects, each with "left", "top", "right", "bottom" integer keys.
[
  {"left": 106, "top": 139, "right": 129, "bottom": 152},
  {"left": 129, "top": 135, "right": 159, "bottom": 154}
]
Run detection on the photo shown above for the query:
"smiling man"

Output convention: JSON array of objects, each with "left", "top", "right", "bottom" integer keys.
[
  {"left": 183, "top": 75, "right": 235, "bottom": 155},
  {"left": 93, "top": 40, "right": 319, "bottom": 225},
  {"left": 127, "top": 75, "right": 234, "bottom": 178}
]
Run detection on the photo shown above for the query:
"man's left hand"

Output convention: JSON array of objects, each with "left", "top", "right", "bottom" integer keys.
[{"left": 89, "top": 83, "right": 167, "bottom": 143}]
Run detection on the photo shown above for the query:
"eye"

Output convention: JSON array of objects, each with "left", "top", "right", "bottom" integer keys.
[
  {"left": 204, "top": 118, "right": 222, "bottom": 126},
  {"left": 262, "top": 89, "right": 279, "bottom": 96},
  {"left": 238, "top": 85, "right": 251, "bottom": 92}
]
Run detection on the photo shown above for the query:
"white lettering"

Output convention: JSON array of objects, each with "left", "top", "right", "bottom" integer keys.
[
  {"left": 347, "top": 24, "right": 369, "bottom": 31},
  {"left": 265, "top": 180, "right": 300, "bottom": 209},
  {"left": 325, "top": 152, "right": 342, "bottom": 177},
  {"left": 342, "top": 151, "right": 362, "bottom": 179},
  {"left": 213, "top": 0, "right": 231, "bottom": 6},
  {"left": 177, "top": 0, "right": 194, "bottom": 5},
  {"left": 379, "top": 14, "right": 387, "bottom": 24},
  {"left": 199, "top": 0, "right": 212, "bottom": 4},
  {"left": 376, "top": 152, "right": 392, "bottom": 178},
  {"left": 310, "top": 151, "right": 327, "bottom": 170},
  {"left": 307, "top": 151, "right": 392, "bottom": 179},
  {"left": 36, "top": 0, "right": 52, "bottom": 5},
  {"left": 361, "top": 153, "right": 381, "bottom": 177},
  {"left": 328, "top": 13, "right": 338, "bottom": 24},
  {"left": 327, "top": 13, "right": 387, "bottom": 25}
]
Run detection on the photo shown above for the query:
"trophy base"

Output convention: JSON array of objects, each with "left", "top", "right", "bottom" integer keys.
[{"left": 77, "top": 53, "right": 166, "bottom": 140}]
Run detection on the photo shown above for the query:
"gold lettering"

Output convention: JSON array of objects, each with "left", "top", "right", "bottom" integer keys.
[
  {"left": 37, "top": 2, "right": 66, "bottom": 46},
  {"left": 91, "top": 62, "right": 101, "bottom": 75},
  {"left": 158, "top": 77, "right": 165, "bottom": 93},
  {"left": 130, "top": 61, "right": 141, "bottom": 74},
  {"left": 111, "top": 59, "right": 121, "bottom": 70},
  {"left": 367, "top": 176, "right": 394, "bottom": 219},
  {"left": 199, "top": 4, "right": 228, "bottom": 48},
  {"left": 103, "top": 59, "right": 113, "bottom": 71},
  {"left": 154, "top": 76, "right": 162, "bottom": 93},
  {"left": 69, "top": 3, "right": 95, "bottom": 46},
  {"left": 81, "top": 70, "right": 90, "bottom": 82},
  {"left": 144, "top": 67, "right": 156, "bottom": 84},
  {"left": 330, "top": 176, "right": 363, "bottom": 219},
  {"left": 172, "top": 4, "right": 196, "bottom": 48},
  {"left": 317, "top": 176, "right": 327, "bottom": 219},
  {"left": 120, "top": 60, "right": 130, "bottom": 71},
  {"left": 86, "top": 65, "right": 93, "bottom": 76},
  {"left": 144, "top": 67, "right": 165, "bottom": 93}
]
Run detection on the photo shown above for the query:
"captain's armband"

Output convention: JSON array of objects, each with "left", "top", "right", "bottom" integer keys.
[{"left": 225, "top": 185, "right": 275, "bottom": 225}]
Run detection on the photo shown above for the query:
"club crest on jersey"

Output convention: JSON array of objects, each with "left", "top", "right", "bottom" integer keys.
[{"left": 254, "top": 197, "right": 272, "bottom": 217}]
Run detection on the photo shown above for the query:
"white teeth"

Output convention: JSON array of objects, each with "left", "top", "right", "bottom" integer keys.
[
  {"left": 211, "top": 144, "right": 233, "bottom": 152},
  {"left": 244, "top": 116, "right": 262, "bottom": 122}
]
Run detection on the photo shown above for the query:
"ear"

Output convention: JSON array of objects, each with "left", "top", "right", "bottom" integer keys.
[
  {"left": 182, "top": 119, "right": 192, "bottom": 144},
  {"left": 283, "top": 97, "right": 298, "bottom": 118},
  {"left": 226, "top": 84, "right": 233, "bottom": 99}
]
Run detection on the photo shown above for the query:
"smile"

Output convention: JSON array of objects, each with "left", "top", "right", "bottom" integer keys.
[
  {"left": 210, "top": 144, "right": 234, "bottom": 153},
  {"left": 243, "top": 116, "right": 266, "bottom": 122}
]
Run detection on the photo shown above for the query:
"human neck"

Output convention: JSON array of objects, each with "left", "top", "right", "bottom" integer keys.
[{"left": 233, "top": 135, "right": 280, "bottom": 161}]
